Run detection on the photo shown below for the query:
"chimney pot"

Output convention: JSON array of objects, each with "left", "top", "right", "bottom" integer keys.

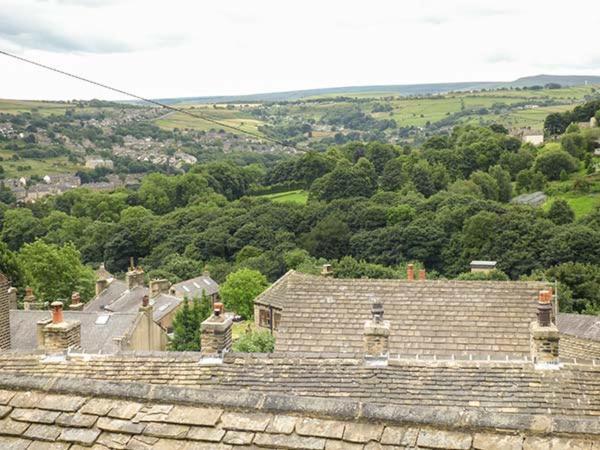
[
  {"left": 418, "top": 269, "right": 426, "bottom": 281},
  {"left": 213, "top": 302, "right": 224, "bottom": 317},
  {"left": 321, "top": 264, "right": 333, "bottom": 277},
  {"left": 51, "top": 301, "right": 64, "bottom": 324},
  {"left": 71, "top": 292, "right": 81, "bottom": 305},
  {"left": 371, "top": 298, "right": 384, "bottom": 323},
  {"left": 142, "top": 295, "right": 149, "bottom": 307},
  {"left": 407, "top": 264, "right": 414, "bottom": 281},
  {"left": 537, "top": 290, "right": 552, "bottom": 327}
]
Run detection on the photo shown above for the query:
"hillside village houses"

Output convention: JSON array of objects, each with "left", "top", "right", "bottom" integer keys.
[
  {"left": 0, "top": 260, "right": 220, "bottom": 354},
  {"left": 0, "top": 261, "right": 598, "bottom": 448}
]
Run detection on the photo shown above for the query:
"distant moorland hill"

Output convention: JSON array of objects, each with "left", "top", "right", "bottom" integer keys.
[{"left": 153, "top": 74, "right": 600, "bottom": 105}]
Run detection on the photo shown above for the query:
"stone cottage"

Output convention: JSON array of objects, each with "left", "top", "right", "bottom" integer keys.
[{"left": 0, "top": 269, "right": 597, "bottom": 448}]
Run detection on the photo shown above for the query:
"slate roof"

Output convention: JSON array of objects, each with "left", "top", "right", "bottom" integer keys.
[
  {"left": 9, "top": 310, "right": 139, "bottom": 354},
  {"left": 0, "top": 374, "right": 597, "bottom": 449},
  {"left": 254, "top": 270, "right": 295, "bottom": 309},
  {"left": 170, "top": 274, "right": 219, "bottom": 299},
  {"left": 83, "top": 279, "right": 129, "bottom": 312},
  {"left": 558, "top": 313, "right": 600, "bottom": 341},
  {"left": 151, "top": 293, "right": 183, "bottom": 322},
  {"left": 258, "top": 272, "right": 548, "bottom": 358}
]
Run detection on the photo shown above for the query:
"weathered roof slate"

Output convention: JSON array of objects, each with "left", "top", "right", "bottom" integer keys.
[
  {"left": 171, "top": 275, "right": 219, "bottom": 299},
  {"left": 558, "top": 312, "right": 600, "bottom": 341},
  {"left": 9, "top": 310, "right": 139, "bottom": 354},
  {"left": 264, "top": 272, "right": 548, "bottom": 358},
  {"left": 0, "top": 375, "right": 597, "bottom": 449},
  {"left": 0, "top": 352, "right": 597, "bottom": 421}
]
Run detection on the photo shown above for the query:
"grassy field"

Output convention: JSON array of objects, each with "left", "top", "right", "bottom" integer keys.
[
  {"left": 257, "top": 190, "right": 308, "bottom": 204},
  {"left": 0, "top": 149, "right": 82, "bottom": 178},
  {"left": 154, "top": 106, "right": 265, "bottom": 135},
  {"left": 544, "top": 193, "right": 600, "bottom": 219}
]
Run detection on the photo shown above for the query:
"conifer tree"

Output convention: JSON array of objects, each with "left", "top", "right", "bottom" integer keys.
[{"left": 169, "top": 290, "right": 212, "bottom": 351}]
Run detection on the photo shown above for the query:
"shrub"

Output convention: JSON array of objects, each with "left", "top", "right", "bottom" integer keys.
[{"left": 232, "top": 329, "right": 275, "bottom": 353}]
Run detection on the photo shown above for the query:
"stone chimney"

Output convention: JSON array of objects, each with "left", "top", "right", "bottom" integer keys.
[
  {"left": 364, "top": 298, "right": 390, "bottom": 362},
  {"left": 321, "top": 264, "right": 333, "bottom": 277},
  {"left": 139, "top": 295, "right": 157, "bottom": 350},
  {"left": 406, "top": 264, "right": 414, "bottom": 281},
  {"left": 200, "top": 302, "right": 232, "bottom": 356},
  {"left": 149, "top": 279, "right": 171, "bottom": 298},
  {"left": 126, "top": 258, "right": 145, "bottom": 290},
  {"left": 95, "top": 279, "right": 109, "bottom": 296},
  {"left": 0, "top": 274, "right": 11, "bottom": 351},
  {"left": 7, "top": 287, "right": 17, "bottom": 310},
  {"left": 418, "top": 269, "right": 426, "bottom": 281},
  {"left": 530, "top": 290, "right": 560, "bottom": 365},
  {"left": 470, "top": 260, "right": 497, "bottom": 274},
  {"left": 41, "top": 302, "right": 81, "bottom": 353},
  {"left": 69, "top": 292, "right": 83, "bottom": 311}
]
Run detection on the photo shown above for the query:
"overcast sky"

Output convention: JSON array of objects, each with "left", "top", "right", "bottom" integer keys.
[{"left": 1, "top": 0, "right": 600, "bottom": 100}]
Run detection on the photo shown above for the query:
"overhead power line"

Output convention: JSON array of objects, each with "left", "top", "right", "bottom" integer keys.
[{"left": 0, "top": 49, "right": 299, "bottom": 150}]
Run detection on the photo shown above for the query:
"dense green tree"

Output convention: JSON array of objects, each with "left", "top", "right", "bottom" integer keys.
[
  {"left": 170, "top": 291, "right": 212, "bottom": 351},
  {"left": 1, "top": 208, "right": 44, "bottom": 251},
  {"left": 220, "top": 268, "right": 268, "bottom": 319},
  {"left": 469, "top": 171, "right": 499, "bottom": 201},
  {"left": 547, "top": 199, "right": 575, "bottom": 225},
  {"left": 534, "top": 148, "right": 578, "bottom": 181},
  {"left": 18, "top": 240, "right": 95, "bottom": 302},
  {"left": 489, "top": 165, "right": 512, "bottom": 202},
  {"left": 302, "top": 214, "right": 350, "bottom": 260}
]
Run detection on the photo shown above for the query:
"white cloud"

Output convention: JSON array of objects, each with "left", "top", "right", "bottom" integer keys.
[{"left": 0, "top": 0, "right": 599, "bottom": 100}]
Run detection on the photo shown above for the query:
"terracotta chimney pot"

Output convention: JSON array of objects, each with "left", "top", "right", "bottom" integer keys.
[
  {"left": 418, "top": 269, "right": 426, "bottom": 281},
  {"left": 51, "top": 301, "right": 64, "bottom": 324},
  {"left": 407, "top": 264, "right": 414, "bottom": 281}
]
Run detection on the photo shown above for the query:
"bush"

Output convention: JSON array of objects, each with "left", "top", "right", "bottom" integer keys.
[
  {"left": 232, "top": 329, "right": 275, "bottom": 353},
  {"left": 534, "top": 149, "right": 578, "bottom": 181},
  {"left": 456, "top": 270, "right": 509, "bottom": 281}
]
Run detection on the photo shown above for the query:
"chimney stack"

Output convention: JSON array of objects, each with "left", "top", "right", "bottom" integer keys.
[
  {"left": 41, "top": 302, "right": 81, "bottom": 353},
  {"left": 96, "top": 279, "right": 109, "bottom": 296},
  {"left": 126, "top": 258, "right": 145, "bottom": 290},
  {"left": 7, "top": 287, "right": 17, "bottom": 310},
  {"left": 363, "top": 298, "right": 390, "bottom": 363},
  {"left": 69, "top": 292, "right": 83, "bottom": 311},
  {"left": 530, "top": 290, "right": 560, "bottom": 365},
  {"left": 407, "top": 264, "right": 414, "bottom": 281},
  {"left": 149, "top": 279, "right": 171, "bottom": 298},
  {"left": 418, "top": 269, "right": 426, "bottom": 281},
  {"left": 200, "top": 302, "right": 232, "bottom": 356},
  {"left": 0, "top": 273, "right": 11, "bottom": 351},
  {"left": 321, "top": 264, "right": 333, "bottom": 277}
]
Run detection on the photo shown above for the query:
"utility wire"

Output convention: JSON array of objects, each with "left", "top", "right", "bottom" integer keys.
[{"left": 0, "top": 49, "right": 300, "bottom": 150}]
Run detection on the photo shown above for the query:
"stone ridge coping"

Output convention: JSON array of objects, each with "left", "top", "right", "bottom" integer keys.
[
  {"left": 1, "top": 350, "right": 599, "bottom": 368},
  {"left": 0, "top": 373, "right": 597, "bottom": 437}
]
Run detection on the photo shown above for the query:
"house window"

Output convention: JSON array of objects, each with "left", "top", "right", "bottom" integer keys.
[{"left": 259, "top": 308, "right": 271, "bottom": 328}]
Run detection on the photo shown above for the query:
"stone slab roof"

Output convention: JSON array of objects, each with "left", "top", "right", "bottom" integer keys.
[
  {"left": 558, "top": 313, "right": 600, "bottom": 341},
  {"left": 0, "top": 352, "right": 597, "bottom": 423},
  {"left": 171, "top": 274, "right": 219, "bottom": 299},
  {"left": 152, "top": 293, "right": 183, "bottom": 322},
  {"left": 0, "top": 374, "right": 597, "bottom": 449},
  {"left": 9, "top": 310, "right": 139, "bottom": 354},
  {"left": 254, "top": 270, "right": 295, "bottom": 309},
  {"left": 262, "top": 272, "right": 548, "bottom": 357},
  {"left": 83, "top": 279, "right": 128, "bottom": 312}
]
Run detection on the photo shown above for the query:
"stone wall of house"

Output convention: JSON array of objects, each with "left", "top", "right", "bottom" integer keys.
[
  {"left": 0, "top": 382, "right": 597, "bottom": 449},
  {"left": 560, "top": 334, "right": 600, "bottom": 360},
  {"left": 0, "top": 275, "right": 10, "bottom": 351},
  {"left": 42, "top": 322, "right": 81, "bottom": 352}
]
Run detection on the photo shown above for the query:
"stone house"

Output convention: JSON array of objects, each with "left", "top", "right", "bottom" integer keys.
[
  {"left": 85, "top": 263, "right": 219, "bottom": 333},
  {"left": 0, "top": 269, "right": 598, "bottom": 447},
  {"left": 0, "top": 272, "right": 167, "bottom": 353}
]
